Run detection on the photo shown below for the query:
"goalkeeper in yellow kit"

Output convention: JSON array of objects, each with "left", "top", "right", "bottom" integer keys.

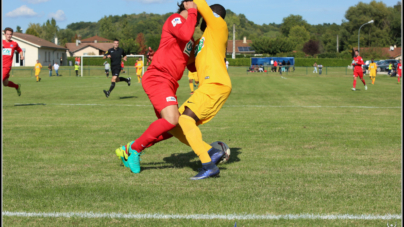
[
  {"left": 368, "top": 59, "right": 377, "bottom": 85},
  {"left": 135, "top": 57, "right": 143, "bottom": 83}
]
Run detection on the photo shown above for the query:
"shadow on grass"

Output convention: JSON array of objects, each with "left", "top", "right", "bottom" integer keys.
[
  {"left": 119, "top": 96, "right": 138, "bottom": 99},
  {"left": 14, "top": 103, "right": 46, "bottom": 106},
  {"left": 141, "top": 147, "right": 242, "bottom": 172}
]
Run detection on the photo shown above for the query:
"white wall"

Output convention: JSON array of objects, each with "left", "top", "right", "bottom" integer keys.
[
  {"left": 73, "top": 46, "right": 100, "bottom": 56},
  {"left": 38, "top": 48, "right": 67, "bottom": 66}
]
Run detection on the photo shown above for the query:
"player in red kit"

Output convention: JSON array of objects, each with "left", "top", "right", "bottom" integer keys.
[
  {"left": 351, "top": 50, "right": 367, "bottom": 91},
  {"left": 397, "top": 60, "right": 402, "bottom": 84},
  {"left": 114, "top": 0, "right": 200, "bottom": 174},
  {"left": 2, "top": 27, "right": 23, "bottom": 96}
]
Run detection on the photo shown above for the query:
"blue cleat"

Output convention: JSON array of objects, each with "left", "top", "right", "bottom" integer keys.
[
  {"left": 207, "top": 148, "right": 225, "bottom": 165},
  {"left": 190, "top": 163, "right": 220, "bottom": 180},
  {"left": 126, "top": 141, "right": 142, "bottom": 174}
]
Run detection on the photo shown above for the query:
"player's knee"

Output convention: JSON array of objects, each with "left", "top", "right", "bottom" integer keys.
[
  {"left": 165, "top": 113, "right": 180, "bottom": 125},
  {"left": 3, "top": 80, "right": 8, "bottom": 86}
]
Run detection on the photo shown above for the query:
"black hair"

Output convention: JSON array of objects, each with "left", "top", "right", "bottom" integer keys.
[
  {"left": 177, "top": 0, "right": 193, "bottom": 14},
  {"left": 200, "top": 4, "right": 226, "bottom": 32},
  {"left": 210, "top": 4, "right": 226, "bottom": 19},
  {"left": 114, "top": 38, "right": 119, "bottom": 42}
]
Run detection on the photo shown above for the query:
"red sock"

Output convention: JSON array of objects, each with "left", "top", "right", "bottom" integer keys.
[
  {"left": 131, "top": 118, "right": 176, "bottom": 153},
  {"left": 7, "top": 81, "right": 19, "bottom": 89},
  {"left": 361, "top": 79, "right": 366, "bottom": 85},
  {"left": 398, "top": 77, "right": 401, "bottom": 83},
  {"left": 125, "top": 132, "right": 173, "bottom": 151},
  {"left": 353, "top": 80, "right": 357, "bottom": 88}
]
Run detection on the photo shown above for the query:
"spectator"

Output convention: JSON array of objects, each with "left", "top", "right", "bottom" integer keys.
[
  {"left": 53, "top": 62, "right": 60, "bottom": 76},
  {"left": 226, "top": 60, "right": 229, "bottom": 70},
  {"left": 75, "top": 57, "right": 79, "bottom": 65},
  {"left": 273, "top": 60, "right": 278, "bottom": 72},
  {"left": 388, "top": 63, "right": 393, "bottom": 75},
  {"left": 279, "top": 62, "right": 283, "bottom": 75},
  {"left": 313, "top": 62, "right": 318, "bottom": 73},
  {"left": 286, "top": 61, "right": 290, "bottom": 72},
  {"left": 60, "top": 57, "right": 63, "bottom": 66},
  {"left": 77, "top": 57, "right": 81, "bottom": 65},
  {"left": 48, "top": 64, "right": 52, "bottom": 77},
  {"left": 319, "top": 64, "right": 323, "bottom": 75},
  {"left": 282, "top": 60, "right": 286, "bottom": 72},
  {"left": 270, "top": 59, "right": 274, "bottom": 67},
  {"left": 259, "top": 65, "right": 264, "bottom": 72}
]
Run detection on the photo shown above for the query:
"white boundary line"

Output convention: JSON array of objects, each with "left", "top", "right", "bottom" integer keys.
[
  {"left": 13, "top": 103, "right": 402, "bottom": 109},
  {"left": 2, "top": 212, "right": 402, "bottom": 220}
]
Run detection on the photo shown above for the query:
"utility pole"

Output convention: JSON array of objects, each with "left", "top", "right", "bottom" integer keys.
[{"left": 232, "top": 24, "right": 236, "bottom": 59}]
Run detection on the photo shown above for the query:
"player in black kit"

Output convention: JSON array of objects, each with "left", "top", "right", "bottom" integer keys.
[{"left": 103, "top": 39, "right": 131, "bottom": 98}]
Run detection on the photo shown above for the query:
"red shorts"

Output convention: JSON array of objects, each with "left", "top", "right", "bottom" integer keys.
[
  {"left": 398, "top": 72, "right": 402, "bottom": 77},
  {"left": 2, "top": 67, "right": 11, "bottom": 81},
  {"left": 353, "top": 70, "right": 363, "bottom": 79},
  {"left": 142, "top": 71, "right": 178, "bottom": 118}
]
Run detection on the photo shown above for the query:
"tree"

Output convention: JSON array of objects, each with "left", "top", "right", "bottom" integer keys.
[
  {"left": 99, "top": 16, "right": 116, "bottom": 40},
  {"left": 280, "top": 15, "right": 311, "bottom": 37},
  {"left": 136, "top": 33, "right": 147, "bottom": 54},
  {"left": 26, "top": 23, "right": 42, "bottom": 37},
  {"left": 16, "top": 26, "right": 23, "bottom": 33},
  {"left": 252, "top": 37, "right": 294, "bottom": 55},
  {"left": 288, "top": 25, "right": 310, "bottom": 50},
  {"left": 58, "top": 29, "right": 75, "bottom": 46},
  {"left": 303, "top": 40, "right": 321, "bottom": 56},
  {"left": 121, "top": 38, "right": 140, "bottom": 54}
]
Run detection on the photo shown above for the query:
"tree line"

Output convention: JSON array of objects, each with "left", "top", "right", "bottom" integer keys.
[{"left": 22, "top": 0, "right": 401, "bottom": 58}]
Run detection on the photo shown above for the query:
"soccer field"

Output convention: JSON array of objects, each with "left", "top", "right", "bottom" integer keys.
[{"left": 2, "top": 67, "right": 402, "bottom": 226}]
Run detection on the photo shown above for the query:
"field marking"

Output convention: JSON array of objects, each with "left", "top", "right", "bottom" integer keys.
[{"left": 2, "top": 212, "right": 402, "bottom": 220}]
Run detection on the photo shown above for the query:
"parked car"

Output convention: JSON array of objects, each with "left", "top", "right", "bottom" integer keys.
[
  {"left": 376, "top": 59, "right": 399, "bottom": 72},
  {"left": 363, "top": 60, "right": 379, "bottom": 71}
]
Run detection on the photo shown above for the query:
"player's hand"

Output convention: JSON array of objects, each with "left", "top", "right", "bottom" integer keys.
[
  {"left": 107, "top": 55, "right": 111, "bottom": 58},
  {"left": 20, "top": 56, "right": 24, "bottom": 61},
  {"left": 184, "top": 1, "right": 197, "bottom": 10}
]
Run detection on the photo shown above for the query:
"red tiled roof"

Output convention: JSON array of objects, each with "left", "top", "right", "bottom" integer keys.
[
  {"left": 12, "top": 32, "right": 66, "bottom": 49},
  {"left": 361, "top": 47, "right": 402, "bottom": 58},
  {"left": 227, "top": 40, "right": 254, "bottom": 53},
  {"left": 81, "top": 35, "right": 113, "bottom": 43},
  {"left": 65, "top": 42, "right": 113, "bottom": 53}
]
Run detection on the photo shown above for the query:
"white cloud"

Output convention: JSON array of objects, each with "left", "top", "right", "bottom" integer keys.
[
  {"left": 49, "top": 10, "right": 66, "bottom": 21},
  {"left": 5, "top": 5, "right": 38, "bottom": 18},
  {"left": 22, "top": 0, "right": 51, "bottom": 3}
]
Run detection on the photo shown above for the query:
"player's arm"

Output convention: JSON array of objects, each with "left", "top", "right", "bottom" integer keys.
[
  {"left": 103, "top": 50, "right": 110, "bottom": 59},
  {"left": 122, "top": 50, "right": 127, "bottom": 61},
  {"left": 15, "top": 43, "right": 24, "bottom": 60},
  {"left": 194, "top": 0, "right": 226, "bottom": 30},
  {"left": 168, "top": 8, "right": 198, "bottom": 42}
]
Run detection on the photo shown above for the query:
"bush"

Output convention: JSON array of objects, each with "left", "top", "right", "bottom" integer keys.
[
  {"left": 68, "top": 56, "right": 145, "bottom": 66},
  {"left": 227, "top": 58, "right": 251, "bottom": 66}
]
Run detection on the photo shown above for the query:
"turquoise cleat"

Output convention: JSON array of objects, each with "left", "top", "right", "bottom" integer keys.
[
  {"left": 126, "top": 141, "right": 142, "bottom": 174},
  {"left": 115, "top": 145, "right": 129, "bottom": 168}
]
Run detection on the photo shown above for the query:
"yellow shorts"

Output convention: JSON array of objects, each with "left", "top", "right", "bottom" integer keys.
[
  {"left": 179, "top": 83, "right": 231, "bottom": 125},
  {"left": 188, "top": 72, "right": 198, "bottom": 82},
  {"left": 35, "top": 71, "right": 40, "bottom": 76},
  {"left": 137, "top": 70, "right": 142, "bottom": 76},
  {"left": 370, "top": 72, "right": 376, "bottom": 77}
]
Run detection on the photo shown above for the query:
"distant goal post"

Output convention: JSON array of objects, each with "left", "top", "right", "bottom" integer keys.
[{"left": 80, "top": 55, "right": 145, "bottom": 77}]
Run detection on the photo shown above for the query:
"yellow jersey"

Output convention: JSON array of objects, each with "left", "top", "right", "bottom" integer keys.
[
  {"left": 136, "top": 60, "right": 143, "bottom": 73},
  {"left": 369, "top": 63, "right": 377, "bottom": 74},
  {"left": 35, "top": 63, "right": 42, "bottom": 72},
  {"left": 192, "top": 0, "right": 231, "bottom": 88}
]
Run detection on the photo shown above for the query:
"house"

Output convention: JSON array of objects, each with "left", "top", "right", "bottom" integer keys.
[
  {"left": 361, "top": 46, "right": 402, "bottom": 60},
  {"left": 227, "top": 37, "right": 255, "bottom": 55},
  {"left": 2, "top": 31, "right": 67, "bottom": 67},
  {"left": 65, "top": 35, "right": 113, "bottom": 57}
]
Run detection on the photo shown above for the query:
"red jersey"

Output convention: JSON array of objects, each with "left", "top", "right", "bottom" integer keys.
[
  {"left": 2, "top": 40, "right": 22, "bottom": 68},
  {"left": 121, "top": 62, "right": 124, "bottom": 68},
  {"left": 274, "top": 61, "right": 277, "bottom": 67},
  {"left": 397, "top": 63, "right": 402, "bottom": 75},
  {"left": 352, "top": 56, "right": 364, "bottom": 72},
  {"left": 147, "top": 8, "right": 197, "bottom": 88}
]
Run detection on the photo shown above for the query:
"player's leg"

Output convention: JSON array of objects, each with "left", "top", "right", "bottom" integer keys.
[
  {"left": 189, "top": 79, "right": 194, "bottom": 93},
  {"left": 3, "top": 68, "right": 21, "bottom": 96},
  {"left": 137, "top": 73, "right": 141, "bottom": 83},
  {"left": 398, "top": 74, "right": 401, "bottom": 84},
  {"left": 358, "top": 72, "right": 367, "bottom": 90}
]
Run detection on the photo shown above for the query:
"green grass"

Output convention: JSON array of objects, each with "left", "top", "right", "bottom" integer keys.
[{"left": 2, "top": 67, "right": 402, "bottom": 226}]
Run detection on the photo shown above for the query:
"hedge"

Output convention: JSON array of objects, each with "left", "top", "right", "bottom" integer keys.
[
  {"left": 227, "top": 58, "right": 352, "bottom": 67},
  {"left": 68, "top": 56, "right": 145, "bottom": 66}
]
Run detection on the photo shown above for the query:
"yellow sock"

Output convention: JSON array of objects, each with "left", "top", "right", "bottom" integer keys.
[
  {"left": 373, "top": 77, "right": 375, "bottom": 84},
  {"left": 169, "top": 124, "right": 211, "bottom": 150},
  {"left": 36, "top": 76, "right": 38, "bottom": 81},
  {"left": 178, "top": 115, "right": 212, "bottom": 164},
  {"left": 137, "top": 76, "right": 141, "bottom": 83},
  {"left": 189, "top": 82, "right": 194, "bottom": 92}
]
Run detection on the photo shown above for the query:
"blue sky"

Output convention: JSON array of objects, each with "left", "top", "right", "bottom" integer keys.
[{"left": 2, "top": 0, "right": 400, "bottom": 32}]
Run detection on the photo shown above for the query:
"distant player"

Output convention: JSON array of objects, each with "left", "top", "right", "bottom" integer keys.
[
  {"left": 115, "top": 1, "right": 199, "bottom": 174},
  {"left": 225, "top": 59, "right": 229, "bottom": 70},
  {"left": 34, "top": 60, "right": 42, "bottom": 82},
  {"left": 146, "top": 47, "right": 154, "bottom": 66},
  {"left": 121, "top": 61, "right": 126, "bottom": 73},
  {"left": 188, "top": 70, "right": 199, "bottom": 94},
  {"left": 351, "top": 50, "right": 367, "bottom": 91},
  {"left": 2, "top": 27, "right": 23, "bottom": 96},
  {"left": 135, "top": 57, "right": 143, "bottom": 83},
  {"left": 103, "top": 39, "right": 131, "bottom": 98},
  {"left": 368, "top": 59, "right": 377, "bottom": 85},
  {"left": 104, "top": 61, "right": 110, "bottom": 77},
  {"left": 397, "top": 60, "right": 402, "bottom": 84}
]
